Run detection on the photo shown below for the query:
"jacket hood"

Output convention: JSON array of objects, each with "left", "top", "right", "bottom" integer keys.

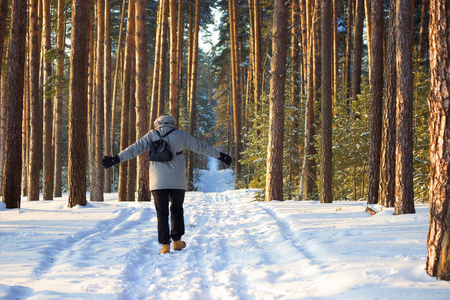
[{"left": 154, "top": 115, "right": 177, "bottom": 130}]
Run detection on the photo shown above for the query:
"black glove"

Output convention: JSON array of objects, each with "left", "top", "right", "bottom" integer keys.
[
  {"left": 102, "top": 155, "right": 120, "bottom": 169},
  {"left": 218, "top": 152, "right": 232, "bottom": 167}
]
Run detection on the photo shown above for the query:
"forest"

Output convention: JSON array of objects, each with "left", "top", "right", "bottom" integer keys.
[{"left": 0, "top": 0, "right": 449, "bottom": 280}]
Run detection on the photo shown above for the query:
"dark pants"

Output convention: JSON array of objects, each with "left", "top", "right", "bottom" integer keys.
[{"left": 151, "top": 189, "right": 186, "bottom": 244}]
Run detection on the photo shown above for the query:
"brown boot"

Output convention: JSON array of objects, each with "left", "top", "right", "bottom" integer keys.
[
  {"left": 160, "top": 244, "right": 170, "bottom": 254},
  {"left": 173, "top": 240, "right": 186, "bottom": 251}
]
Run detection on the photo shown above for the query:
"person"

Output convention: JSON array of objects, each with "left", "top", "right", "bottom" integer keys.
[{"left": 102, "top": 114, "right": 232, "bottom": 254}]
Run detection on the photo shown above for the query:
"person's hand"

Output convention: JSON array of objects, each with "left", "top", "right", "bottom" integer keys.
[
  {"left": 102, "top": 155, "right": 120, "bottom": 169},
  {"left": 218, "top": 152, "right": 232, "bottom": 167}
]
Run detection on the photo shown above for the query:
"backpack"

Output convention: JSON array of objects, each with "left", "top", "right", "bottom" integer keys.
[{"left": 149, "top": 129, "right": 177, "bottom": 162}]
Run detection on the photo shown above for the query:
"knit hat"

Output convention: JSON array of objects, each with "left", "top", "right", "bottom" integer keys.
[{"left": 154, "top": 114, "right": 177, "bottom": 130}]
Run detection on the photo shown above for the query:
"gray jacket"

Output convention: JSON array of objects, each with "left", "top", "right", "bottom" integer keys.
[{"left": 117, "top": 125, "right": 221, "bottom": 191}]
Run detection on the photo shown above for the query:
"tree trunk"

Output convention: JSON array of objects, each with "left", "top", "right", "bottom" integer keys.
[
  {"left": 0, "top": 0, "right": 8, "bottom": 92},
  {"left": 135, "top": 0, "right": 150, "bottom": 202},
  {"left": 332, "top": 0, "right": 338, "bottom": 105},
  {"left": 364, "top": 0, "right": 371, "bottom": 81},
  {"left": 300, "top": 0, "right": 317, "bottom": 200},
  {"left": 265, "top": 0, "right": 288, "bottom": 201},
  {"left": 289, "top": 0, "right": 301, "bottom": 200},
  {"left": 127, "top": 57, "right": 136, "bottom": 202},
  {"left": 187, "top": 0, "right": 200, "bottom": 191},
  {"left": 2, "top": 0, "right": 26, "bottom": 209},
  {"left": 344, "top": 0, "right": 353, "bottom": 104},
  {"left": 379, "top": 0, "right": 396, "bottom": 208},
  {"left": 0, "top": 0, "right": 8, "bottom": 195},
  {"left": 367, "top": 0, "right": 384, "bottom": 205},
  {"left": 426, "top": 0, "right": 450, "bottom": 280},
  {"left": 253, "top": 0, "right": 262, "bottom": 129},
  {"left": 111, "top": 0, "right": 127, "bottom": 165},
  {"left": 1, "top": 63, "right": 8, "bottom": 193},
  {"left": 87, "top": 9, "right": 95, "bottom": 201},
  {"left": 175, "top": 0, "right": 184, "bottom": 125},
  {"left": 28, "top": 0, "right": 42, "bottom": 202},
  {"left": 169, "top": 0, "right": 179, "bottom": 120},
  {"left": 118, "top": 0, "right": 135, "bottom": 202},
  {"left": 42, "top": 0, "right": 53, "bottom": 200},
  {"left": 53, "top": 0, "right": 66, "bottom": 197},
  {"left": 229, "top": 0, "right": 242, "bottom": 186},
  {"left": 321, "top": 0, "right": 332, "bottom": 204},
  {"left": 68, "top": 0, "right": 92, "bottom": 208},
  {"left": 158, "top": 0, "right": 169, "bottom": 116},
  {"left": 352, "top": 0, "right": 364, "bottom": 102},
  {"left": 151, "top": 0, "right": 164, "bottom": 126},
  {"left": 418, "top": 0, "right": 429, "bottom": 62},
  {"left": 394, "top": 0, "right": 415, "bottom": 215},
  {"left": 104, "top": 0, "right": 112, "bottom": 193},
  {"left": 92, "top": 0, "right": 105, "bottom": 202}
]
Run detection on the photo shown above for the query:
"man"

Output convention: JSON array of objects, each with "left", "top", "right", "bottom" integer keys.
[{"left": 102, "top": 115, "right": 232, "bottom": 254}]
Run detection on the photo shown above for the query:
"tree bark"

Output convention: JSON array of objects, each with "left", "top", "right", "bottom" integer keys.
[
  {"left": 2, "top": 0, "right": 27, "bottom": 209},
  {"left": 394, "top": 0, "right": 415, "bottom": 215},
  {"left": 367, "top": 0, "right": 384, "bottom": 205},
  {"left": 352, "top": 0, "right": 364, "bottom": 102},
  {"left": 158, "top": 0, "right": 169, "bottom": 117},
  {"left": 28, "top": 0, "right": 42, "bottom": 201},
  {"left": 418, "top": 0, "right": 429, "bottom": 62},
  {"left": 118, "top": 0, "right": 135, "bottom": 202},
  {"left": 127, "top": 57, "right": 136, "bottom": 202},
  {"left": 135, "top": 0, "right": 150, "bottom": 202},
  {"left": 265, "top": 0, "right": 288, "bottom": 201},
  {"left": 426, "top": 0, "right": 450, "bottom": 280},
  {"left": 187, "top": 0, "right": 200, "bottom": 191},
  {"left": 92, "top": 0, "right": 105, "bottom": 202},
  {"left": 379, "top": 0, "right": 396, "bottom": 208},
  {"left": 42, "top": 0, "right": 53, "bottom": 200},
  {"left": 53, "top": 0, "right": 66, "bottom": 197},
  {"left": 229, "top": 0, "right": 242, "bottom": 186},
  {"left": 321, "top": 0, "right": 332, "bottom": 204},
  {"left": 104, "top": 0, "right": 112, "bottom": 193},
  {"left": 0, "top": 0, "right": 9, "bottom": 196},
  {"left": 169, "top": 0, "right": 179, "bottom": 120},
  {"left": 68, "top": 0, "right": 92, "bottom": 208},
  {"left": 151, "top": 0, "right": 164, "bottom": 126}
]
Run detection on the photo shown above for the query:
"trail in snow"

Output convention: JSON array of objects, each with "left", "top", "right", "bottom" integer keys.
[{"left": 1, "top": 164, "right": 450, "bottom": 299}]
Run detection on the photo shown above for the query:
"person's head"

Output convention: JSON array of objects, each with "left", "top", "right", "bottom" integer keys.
[{"left": 154, "top": 114, "right": 177, "bottom": 130}]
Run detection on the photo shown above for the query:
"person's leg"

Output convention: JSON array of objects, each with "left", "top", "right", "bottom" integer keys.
[
  {"left": 169, "top": 189, "right": 185, "bottom": 241},
  {"left": 152, "top": 190, "right": 170, "bottom": 245}
]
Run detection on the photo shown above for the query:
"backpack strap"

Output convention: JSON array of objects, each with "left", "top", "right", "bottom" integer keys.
[{"left": 155, "top": 129, "right": 183, "bottom": 156}]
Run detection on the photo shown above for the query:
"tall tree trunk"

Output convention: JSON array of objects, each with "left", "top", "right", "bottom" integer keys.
[
  {"left": 158, "top": 0, "right": 169, "bottom": 116},
  {"left": 229, "top": 0, "right": 242, "bottom": 186},
  {"left": 68, "top": 0, "right": 92, "bottom": 208},
  {"left": 364, "top": 0, "right": 371, "bottom": 81},
  {"left": 127, "top": 57, "right": 136, "bottom": 202},
  {"left": 418, "top": 0, "right": 429, "bottom": 62},
  {"left": 135, "top": 0, "right": 150, "bottom": 202},
  {"left": 253, "top": 0, "right": 262, "bottom": 130},
  {"left": 87, "top": 9, "right": 95, "bottom": 201},
  {"left": 1, "top": 60, "right": 8, "bottom": 195},
  {"left": 367, "top": 0, "right": 384, "bottom": 205},
  {"left": 332, "top": 0, "right": 338, "bottom": 105},
  {"left": 321, "top": 0, "right": 332, "bottom": 204},
  {"left": 118, "top": 0, "right": 135, "bottom": 202},
  {"left": 300, "top": 0, "right": 317, "bottom": 200},
  {"left": 344, "top": 0, "right": 353, "bottom": 106},
  {"left": 265, "top": 0, "right": 288, "bottom": 201},
  {"left": 394, "top": 0, "right": 415, "bottom": 215},
  {"left": 53, "top": 0, "right": 66, "bottom": 197},
  {"left": 187, "top": 0, "right": 200, "bottom": 191},
  {"left": 0, "top": 0, "right": 7, "bottom": 94},
  {"left": 28, "top": 0, "right": 42, "bottom": 201},
  {"left": 151, "top": 0, "right": 164, "bottom": 126},
  {"left": 352, "top": 0, "right": 364, "bottom": 102},
  {"left": 2, "top": 0, "right": 27, "bottom": 209},
  {"left": 111, "top": 0, "right": 127, "bottom": 165},
  {"left": 175, "top": 0, "right": 184, "bottom": 125},
  {"left": 92, "top": 0, "right": 105, "bottom": 202},
  {"left": 169, "top": 0, "right": 179, "bottom": 120},
  {"left": 289, "top": 0, "right": 301, "bottom": 200},
  {"left": 104, "top": 0, "right": 112, "bottom": 193},
  {"left": 42, "top": 0, "right": 53, "bottom": 200},
  {"left": 379, "top": 0, "right": 396, "bottom": 208},
  {"left": 426, "top": 0, "right": 450, "bottom": 281}
]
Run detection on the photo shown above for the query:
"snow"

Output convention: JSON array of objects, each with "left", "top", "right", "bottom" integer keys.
[{"left": 1, "top": 166, "right": 450, "bottom": 299}]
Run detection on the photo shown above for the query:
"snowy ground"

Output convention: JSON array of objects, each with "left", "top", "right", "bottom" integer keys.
[{"left": 1, "top": 165, "right": 450, "bottom": 299}]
